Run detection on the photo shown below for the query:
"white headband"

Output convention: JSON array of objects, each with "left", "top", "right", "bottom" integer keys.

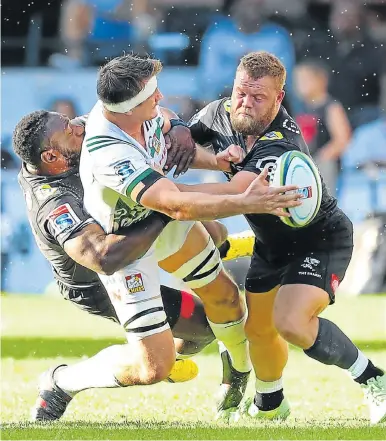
[{"left": 104, "top": 76, "right": 158, "bottom": 113}]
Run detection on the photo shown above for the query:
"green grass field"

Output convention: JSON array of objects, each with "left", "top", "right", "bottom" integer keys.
[{"left": 1, "top": 293, "right": 386, "bottom": 440}]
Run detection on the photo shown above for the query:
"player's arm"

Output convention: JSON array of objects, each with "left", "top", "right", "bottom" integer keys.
[
  {"left": 90, "top": 141, "right": 300, "bottom": 222},
  {"left": 177, "top": 142, "right": 291, "bottom": 195},
  {"left": 41, "top": 194, "right": 170, "bottom": 275},
  {"left": 63, "top": 213, "right": 170, "bottom": 275}
]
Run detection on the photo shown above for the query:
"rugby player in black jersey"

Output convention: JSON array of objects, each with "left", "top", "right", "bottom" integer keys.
[
  {"left": 12, "top": 111, "right": 229, "bottom": 421},
  {"left": 187, "top": 51, "right": 386, "bottom": 424}
]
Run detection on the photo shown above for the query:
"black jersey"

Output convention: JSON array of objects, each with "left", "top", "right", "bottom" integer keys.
[
  {"left": 189, "top": 98, "right": 346, "bottom": 262},
  {"left": 18, "top": 164, "right": 100, "bottom": 288}
]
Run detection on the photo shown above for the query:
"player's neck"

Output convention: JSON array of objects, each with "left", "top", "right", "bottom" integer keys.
[{"left": 104, "top": 110, "right": 144, "bottom": 143}]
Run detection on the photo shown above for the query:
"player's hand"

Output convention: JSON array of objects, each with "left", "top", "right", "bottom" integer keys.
[
  {"left": 164, "top": 126, "right": 197, "bottom": 178},
  {"left": 243, "top": 167, "right": 303, "bottom": 217},
  {"left": 216, "top": 144, "right": 245, "bottom": 172}
]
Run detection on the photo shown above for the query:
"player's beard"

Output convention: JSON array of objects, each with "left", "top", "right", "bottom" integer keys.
[
  {"left": 230, "top": 102, "right": 277, "bottom": 136},
  {"left": 63, "top": 151, "right": 80, "bottom": 168}
]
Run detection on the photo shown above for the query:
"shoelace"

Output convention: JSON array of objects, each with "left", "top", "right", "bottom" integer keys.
[{"left": 363, "top": 378, "right": 386, "bottom": 406}]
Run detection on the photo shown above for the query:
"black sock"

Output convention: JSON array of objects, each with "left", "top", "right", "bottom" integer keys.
[
  {"left": 354, "top": 360, "right": 384, "bottom": 385},
  {"left": 304, "top": 318, "right": 359, "bottom": 369},
  {"left": 218, "top": 239, "right": 230, "bottom": 259},
  {"left": 254, "top": 390, "right": 284, "bottom": 411}
]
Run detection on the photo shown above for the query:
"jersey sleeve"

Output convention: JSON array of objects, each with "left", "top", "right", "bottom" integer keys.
[
  {"left": 85, "top": 140, "right": 165, "bottom": 203},
  {"left": 242, "top": 142, "right": 299, "bottom": 176},
  {"left": 40, "top": 194, "right": 94, "bottom": 247},
  {"left": 188, "top": 101, "right": 219, "bottom": 145}
]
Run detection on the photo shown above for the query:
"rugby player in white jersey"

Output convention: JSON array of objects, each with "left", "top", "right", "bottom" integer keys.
[{"left": 60, "top": 54, "right": 300, "bottom": 420}]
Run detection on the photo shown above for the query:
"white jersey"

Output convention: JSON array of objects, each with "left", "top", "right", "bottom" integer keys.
[{"left": 79, "top": 101, "right": 168, "bottom": 233}]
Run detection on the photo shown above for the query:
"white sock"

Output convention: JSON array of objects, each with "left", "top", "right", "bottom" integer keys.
[
  {"left": 55, "top": 345, "right": 126, "bottom": 396},
  {"left": 348, "top": 350, "right": 369, "bottom": 380},
  {"left": 208, "top": 314, "right": 251, "bottom": 373},
  {"left": 255, "top": 377, "right": 283, "bottom": 394}
]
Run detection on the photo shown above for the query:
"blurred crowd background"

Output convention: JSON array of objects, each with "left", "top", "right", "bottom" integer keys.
[{"left": 2, "top": 0, "right": 386, "bottom": 295}]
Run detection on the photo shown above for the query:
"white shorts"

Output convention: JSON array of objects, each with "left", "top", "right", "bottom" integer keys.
[{"left": 100, "top": 220, "right": 222, "bottom": 341}]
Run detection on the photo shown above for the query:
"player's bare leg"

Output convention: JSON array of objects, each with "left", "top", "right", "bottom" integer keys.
[
  {"left": 32, "top": 330, "right": 176, "bottom": 421},
  {"left": 242, "top": 287, "right": 290, "bottom": 420},
  {"left": 159, "top": 222, "right": 251, "bottom": 421},
  {"left": 274, "top": 284, "right": 386, "bottom": 424}
]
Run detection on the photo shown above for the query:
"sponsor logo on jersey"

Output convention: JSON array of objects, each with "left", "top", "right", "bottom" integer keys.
[
  {"left": 331, "top": 274, "right": 340, "bottom": 293},
  {"left": 125, "top": 273, "right": 145, "bottom": 294},
  {"left": 114, "top": 161, "right": 135, "bottom": 180},
  {"left": 36, "top": 184, "right": 57, "bottom": 201},
  {"left": 48, "top": 203, "right": 80, "bottom": 235},
  {"left": 255, "top": 156, "right": 279, "bottom": 178},
  {"left": 283, "top": 118, "right": 300, "bottom": 134},
  {"left": 260, "top": 131, "right": 283, "bottom": 141}
]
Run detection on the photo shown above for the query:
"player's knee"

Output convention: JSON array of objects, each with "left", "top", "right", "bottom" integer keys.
[
  {"left": 139, "top": 362, "right": 173, "bottom": 384},
  {"left": 245, "top": 317, "right": 277, "bottom": 344},
  {"left": 274, "top": 312, "right": 303, "bottom": 345}
]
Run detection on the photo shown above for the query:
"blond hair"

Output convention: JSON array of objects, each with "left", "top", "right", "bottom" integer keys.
[{"left": 238, "top": 51, "right": 286, "bottom": 90}]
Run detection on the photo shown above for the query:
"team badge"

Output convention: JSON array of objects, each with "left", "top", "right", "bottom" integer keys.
[
  {"left": 125, "top": 273, "right": 145, "bottom": 294},
  {"left": 48, "top": 203, "right": 80, "bottom": 235},
  {"left": 149, "top": 117, "right": 162, "bottom": 157},
  {"left": 260, "top": 131, "right": 283, "bottom": 141},
  {"left": 223, "top": 99, "right": 231, "bottom": 113}
]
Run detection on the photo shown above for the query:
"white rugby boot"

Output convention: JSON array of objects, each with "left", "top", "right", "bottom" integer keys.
[{"left": 362, "top": 373, "right": 386, "bottom": 424}]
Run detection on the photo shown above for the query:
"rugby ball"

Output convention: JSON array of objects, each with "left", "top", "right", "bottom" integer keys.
[{"left": 270, "top": 151, "right": 322, "bottom": 228}]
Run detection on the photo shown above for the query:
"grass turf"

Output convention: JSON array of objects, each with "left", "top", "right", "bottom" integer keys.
[{"left": 1, "top": 293, "right": 386, "bottom": 439}]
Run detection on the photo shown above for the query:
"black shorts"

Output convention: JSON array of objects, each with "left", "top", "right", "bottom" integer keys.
[
  {"left": 245, "top": 214, "right": 354, "bottom": 304},
  {"left": 57, "top": 280, "right": 119, "bottom": 322},
  {"left": 57, "top": 281, "right": 183, "bottom": 329}
]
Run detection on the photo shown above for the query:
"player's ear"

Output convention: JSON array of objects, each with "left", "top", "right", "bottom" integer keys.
[
  {"left": 41, "top": 149, "right": 58, "bottom": 164},
  {"left": 278, "top": 89, "right": 285, "bottom": 105}
]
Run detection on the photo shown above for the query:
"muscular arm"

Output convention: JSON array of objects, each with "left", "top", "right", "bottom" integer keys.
[
  {"left": 176, "top": 170, "right": 257, "bottom": 195},
  {"left": 140, "top": 177, "right": 249, "bottom": 221},
  {"left": 63, "top": 213, "right": 168, "bottom": 276}
]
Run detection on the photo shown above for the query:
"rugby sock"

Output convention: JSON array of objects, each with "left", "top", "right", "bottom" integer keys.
[
  {"left": 55, "top": 345, "right": 126, "bottom": 396},
  {"left": 304, "top": 318, "right": 363, "bottom": 370},
  {"left": 254, "top": 377, "right": 284, "bottom": 411},
  {"left": 208, "top": 314, "right": 251, "bottom": 373},
  {"left": 353, "top": 360, "right": 384, "bottom": 385}
]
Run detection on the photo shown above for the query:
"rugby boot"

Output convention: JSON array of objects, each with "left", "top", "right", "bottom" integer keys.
[
  {"left": 242, "top": 395, "right": 291, "bottom": 421},
  {"left": 221, "top": 230, "right": 254, "bottom": 261},
  {"left": 164, "top": 359, "right": 199, "bottom": 383},
  {"left": 362, "top": 373, "right": 386, "bottom": 424},
  {"left": 31, "top": 365, "right": 72, "bottom": 421},
  {"left": 215, "top": 346, "right": 250, "bottom": 422}
]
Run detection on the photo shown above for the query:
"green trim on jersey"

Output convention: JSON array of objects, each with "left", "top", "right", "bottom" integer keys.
[
  {"left": 126, "top": 168, "right": 153, "bottom": 197},
  {"left": 85, "top": 135, "right": 149, "bottom": 160}
]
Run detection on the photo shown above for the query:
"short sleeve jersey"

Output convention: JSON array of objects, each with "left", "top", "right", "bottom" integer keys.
[
  {"left": 80, "top": 102, "right": 166, "bottom": 233},
  {"left": 18, "top": 164, "right": 100, "bottom": 287},
  {"left": 189, "top": 99, "right": 342, "bottom": 259}
]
